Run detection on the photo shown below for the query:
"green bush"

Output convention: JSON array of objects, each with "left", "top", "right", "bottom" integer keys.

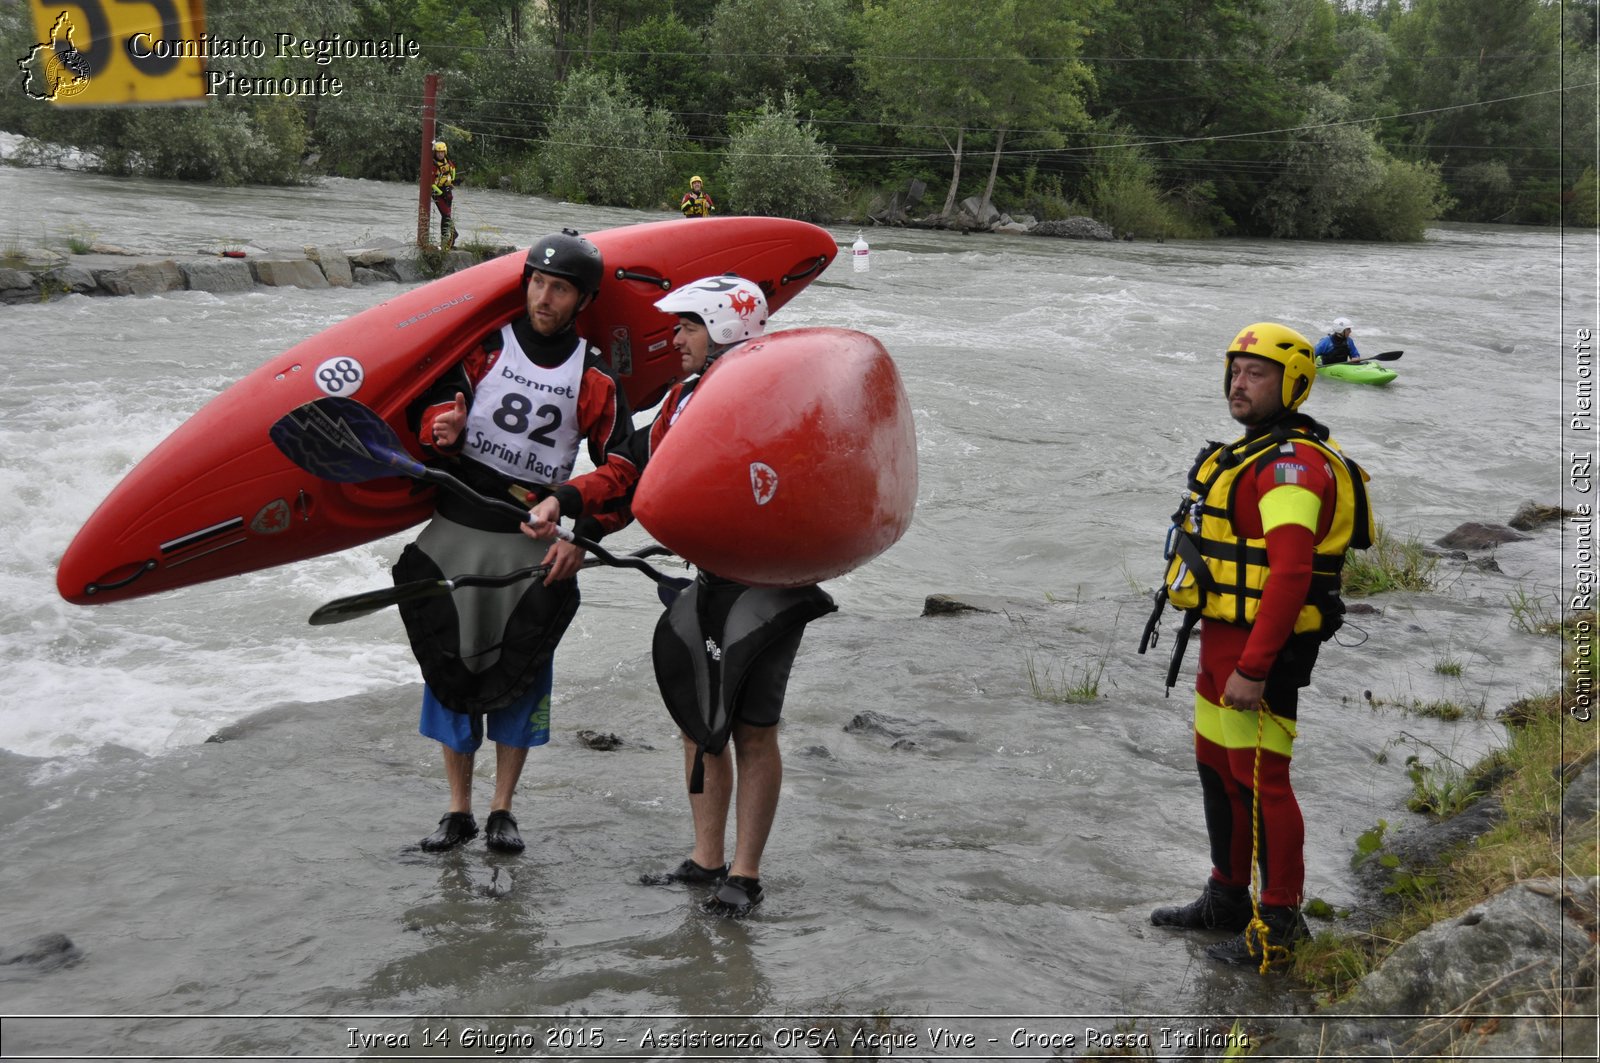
[
  {"left": 541, "top": 70, "right": 681, "bottom": 209},
  {"left": 1081, "top": 138, "right": 1204, "bottom": 238},
  {"left": 720, "top": 93, "right": 839, "bottom": 220},
  {"left": 1569, "top": 167, "right": 1598, "bottom": 228},
  {"left": 1340, "top": 155, "right": 1454, "bottom": 242}
]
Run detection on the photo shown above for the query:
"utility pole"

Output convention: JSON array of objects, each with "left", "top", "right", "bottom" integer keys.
[{"left": 418, "top": 72, "right": 439, "bottom": 248}]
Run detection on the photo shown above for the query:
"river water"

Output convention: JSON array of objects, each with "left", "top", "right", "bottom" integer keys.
[{"left": 0, "top": 146, "right": 1586, "bottom": 1058}]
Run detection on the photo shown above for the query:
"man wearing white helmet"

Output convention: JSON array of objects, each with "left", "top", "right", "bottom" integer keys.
[
  {"left": 1313, "top": 316, "right": 1363, "bottom": 366},
  {"left": 523, "top": 274, "right": 834, "bottom": 918}
]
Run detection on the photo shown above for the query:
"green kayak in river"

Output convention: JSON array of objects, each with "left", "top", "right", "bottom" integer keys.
[{"left": 1317, "top": 360, "right": 1397, "bottom": 387}]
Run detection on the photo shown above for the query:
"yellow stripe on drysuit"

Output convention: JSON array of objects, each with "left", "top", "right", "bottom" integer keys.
[
  {"left": 1194, "top": 692, "right": 1297, "bottom": 758},
  {"left": 1258, "top": 483, "right": 1321, "bottom": 534}
]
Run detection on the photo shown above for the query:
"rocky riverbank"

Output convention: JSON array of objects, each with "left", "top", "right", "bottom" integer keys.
[{"left": 0, "top": 240, "right": 507, "bottom": 305}]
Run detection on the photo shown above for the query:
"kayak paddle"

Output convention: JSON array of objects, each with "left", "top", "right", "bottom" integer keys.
[
  {"left": 1371, "top": 350, "right": 1403, "bottom": 362},
  {"left": 309, "top": 545, "right": 679, "bottom": 625},
  {"left": 268, "top": 395, "right": 687, "bottom": 589}
]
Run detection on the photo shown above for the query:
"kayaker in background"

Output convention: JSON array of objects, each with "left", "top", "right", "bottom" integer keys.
[
  {"left": 1313, "top": 317, "right": 1363, "bottom": 365},
  {"left": 1141, "top": 322, "right": 1374, "bottom": 968},
  {"left": 679, "top": 176, "right": 715, "bottom": 218},
  {"left": 401, "top": 231, "right": 638, "bottom": 855},
  {"left": 522, "top": 275, "right": 835, "bottom": 918}
]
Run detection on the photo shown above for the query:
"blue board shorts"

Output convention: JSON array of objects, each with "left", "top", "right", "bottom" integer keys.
[{"left": 419, "top": 661, "right": 553, "bottom": 754}]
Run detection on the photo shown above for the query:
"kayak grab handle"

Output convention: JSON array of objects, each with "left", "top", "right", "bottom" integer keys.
[
  {"left": 84, "top": 558, "right": 158, "bottom": 597},
  {"left": 614, "top": 268, "right": 671, "bottom": 290},
  {"left": 781, "top": 255, "right": 828, "bottom": 286}
]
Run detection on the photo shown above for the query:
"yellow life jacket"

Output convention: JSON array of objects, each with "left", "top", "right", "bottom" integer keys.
[
  {"left": 1161, "top": 423, "right": 1373, "bottom": 637},
  {"left": 681, "top": 191, "right": 712, "bottom": 218}
]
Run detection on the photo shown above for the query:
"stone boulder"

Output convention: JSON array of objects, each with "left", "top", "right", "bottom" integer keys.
[
  {"left": 957, "top": 196, "right": 1001, "bottom": 228},
  {"left": 1434, "top": 522, "right": 1531, "bottom": 550},
  {"left": 305, "top": 246, "right": 353, "bottom": 287},
  {"left": 0, "top": 267, "right": 37, "bottom": 303},
  {"left": 39, "top": 266, "right": 97, "bottom": 296},
  {"left": 1031, "top": 216, "right": 1115, "bottom": 240},
  {"left": 95, "top": 260, "right": 183, "bottom": 296},
  {"left": 180, "top": 259, "right": 254, "bottom": 294},
  {"left": 250, "top": 257, "right": 330, "bottom": 290},
  {"left": 1509, "top": 501, "right": 1572, "bottom": 531}
]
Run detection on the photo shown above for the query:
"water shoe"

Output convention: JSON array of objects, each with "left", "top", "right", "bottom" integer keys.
[
  {"left": 484, "top": 809, "right": 524, "bottom": 853},
  {"left": 703, "top": 875, "right": 763, "bottom": 917},
  {"left": 419, "top": 811, "right": 478, "bottom": 851},
  {"left": 639, "top": 858, "right": 728, "bottom": 887},
  {"left": 1150, "top": 880, "right": 1252, "bottom": 932},
  {"left": 1205, "top": 905, "right": 1309, "bottom": 967}
]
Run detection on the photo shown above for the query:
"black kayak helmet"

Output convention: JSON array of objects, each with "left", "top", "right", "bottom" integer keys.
[{"left": 523, "top": 228, "right": 604, "bottom": 300}]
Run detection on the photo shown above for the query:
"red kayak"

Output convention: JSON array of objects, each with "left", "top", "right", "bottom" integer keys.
[
  {"left": 631, "top": 328, "right": 918, "bottom": 587},
  {"left": 57, "top": 217, "right": 836, "bottom": 605}
]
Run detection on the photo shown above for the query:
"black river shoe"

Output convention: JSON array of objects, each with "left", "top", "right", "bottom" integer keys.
[
  {"left": 419, "top": 811, "right": 478, "bottom": 851},
  {"left": 484, "top": 809, "right": 524, "bottom": 853},
  {"left": 1150, "top": 879, "right": 1253, "bottom": 932},
  {"left": 1206, "top": 905, "right": 1310, "bottom": 967},
  {"left": 640, "top": 858, "right": 728, "bottom": 887},
  {"left": 703, "top": 875, "right": 763, "bottom": 917}
]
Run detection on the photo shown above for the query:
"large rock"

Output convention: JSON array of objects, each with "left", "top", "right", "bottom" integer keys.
[
  {"left": 958, "top": 196, "right": 1001, "bottom": 227},
  {"left": 1509, "top": 501, "right": 1572, "bottom": 531},
  {"left": 0, "top": 267, "right": 39, "bottom": 304},
  {"left": 1435, "top": 522, "right": 1531, "bottom": 550},
  {"left": 249, "top": 256, "right": 330, "bottom": 289},
  {"left": 39, "top": 266, "right": 97, "bottom": 296},
  {"left": 1265, "top": 877, "right": 1599, "bottom": 1061},
  {"left": 305, "top": 246, "right": 353, "bottom": 287},
  {"left": 1031, "top": 216, "right": 1115, "bottom": 240},
  {"left": 95, "top": 260, "right": 183, "bottom": 296},
  {"left": 0, "top": 932, "right": 81, "bottom": 971},
  {"left": 180, "top": 258, "right": 254, "bottom": 293}
]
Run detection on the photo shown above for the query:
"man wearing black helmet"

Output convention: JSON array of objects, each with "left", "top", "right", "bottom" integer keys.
[
  {"left": 523, "top": 275, "right": 834, "bottom": 918},
  {"left": 398, "top": 231, "right": 639, "bottom": 855},
  {"left": 1142, "top": 322, "right": 1374, "bottom": 969}
]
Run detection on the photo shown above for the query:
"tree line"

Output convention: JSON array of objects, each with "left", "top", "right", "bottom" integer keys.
[{"left": 1, "top": 0, "right": 1592, "bottom": 239}]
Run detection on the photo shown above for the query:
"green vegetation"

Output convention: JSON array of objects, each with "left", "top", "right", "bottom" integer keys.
[
  {"left": 1, "top": 0, "right": 1580, "bottom": 232},
  {"left": 1342, "top": 524, "right": 1437, "bottom": 597},
  {"left": 1025, "top": 650, "right": 1106, "bottom": 704},
  {"left": 1294, "top": 614, "right": 1599, "bottom": 1003}
]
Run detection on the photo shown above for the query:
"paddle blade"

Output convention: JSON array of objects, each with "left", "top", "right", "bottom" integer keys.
[
  {"left": 1372, "top": 350, "right": 1403, "bottom": 362},
  {"left": 269, "top": 396, "right": 426, "bottom": 484}
]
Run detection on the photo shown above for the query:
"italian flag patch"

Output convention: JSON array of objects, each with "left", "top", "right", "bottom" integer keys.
[{"left": 1274, "top": 462, "right": 1307, "bottom": 485}]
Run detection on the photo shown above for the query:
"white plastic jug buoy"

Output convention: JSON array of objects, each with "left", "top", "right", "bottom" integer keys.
[{"left": 852, "top": 232, "right": 870, "bottom": 273}]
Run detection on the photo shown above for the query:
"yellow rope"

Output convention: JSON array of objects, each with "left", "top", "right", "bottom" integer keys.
[{"left": 1245, "top": 700, "right": 1296, "bottom": 974}]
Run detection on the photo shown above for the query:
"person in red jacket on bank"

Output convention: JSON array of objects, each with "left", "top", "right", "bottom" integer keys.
[{"left": 1143, "top": 322, "right": 1374, "bottom": 968}]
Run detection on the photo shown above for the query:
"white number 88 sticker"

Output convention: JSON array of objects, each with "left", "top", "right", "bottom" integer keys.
[{"left": 314, "top": 356, "right": 365, "bottom": 396}]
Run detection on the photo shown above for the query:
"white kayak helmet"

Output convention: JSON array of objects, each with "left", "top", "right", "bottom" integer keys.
[
  {"left": 1331, "top": 316, "right": 1353, "bottom": 334},
  {"left": 654, "top": 274, "right": 768, "bottom": 346}
]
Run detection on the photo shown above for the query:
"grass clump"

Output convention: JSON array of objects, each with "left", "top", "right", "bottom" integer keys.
[
  {"left": 1343, "top": 524, "right": 1437, "bottom": 597},
  {"left": 1293, "top": 687, "right": 1597, "bottom": 1000},
  {"left": 1025, "top": 652, "right": 1105, "bottom": 704}
]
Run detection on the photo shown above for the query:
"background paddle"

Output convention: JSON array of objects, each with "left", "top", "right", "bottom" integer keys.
[
  {"left": 309, "top": 545, "right": 679, "bottom": 625},
  {"left": 269, "top": 396, "right": 685, "bottom": 589},
  {"left": 1371, "top": 350, "right": 1403, "bottom": 362}
]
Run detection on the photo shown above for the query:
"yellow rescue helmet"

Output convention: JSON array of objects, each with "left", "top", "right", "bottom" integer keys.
[
  {"left": 433, "top": 140, "right": 448, "bottom": 153},
  {"left": 1224, "top": 322, "right": 1316, "bottom": 411},
  {"left": 689, "top": 175, "right": 704, "bottom": 186}
]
